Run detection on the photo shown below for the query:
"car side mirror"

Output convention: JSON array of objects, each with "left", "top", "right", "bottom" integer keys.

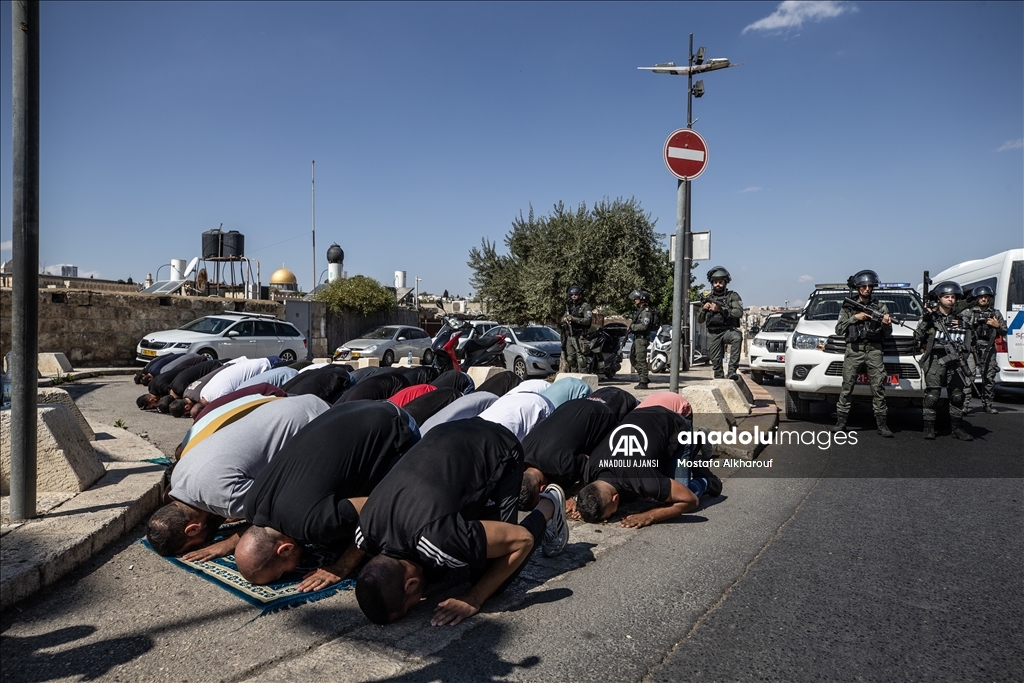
[
  {"left": 226, "top": 330, "right": 240, "bottom": 338},
  {"left": 397, "top": 337, "right": 407, "bottom": 341}
]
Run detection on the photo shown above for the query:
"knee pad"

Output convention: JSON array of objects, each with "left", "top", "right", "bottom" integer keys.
[
  {"left": 950, "top": 389, "right": 964, "bottom": 406},
  {"left": 923, "top": 390, "right": 940, "bottom": 410}
]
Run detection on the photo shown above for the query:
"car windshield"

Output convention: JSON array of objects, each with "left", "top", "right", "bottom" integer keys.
[
  {"left": 512, "top": 326, "right": 561, "bottom": 342},
  {"left": 805, "top": 291, "right": 924, "bottom": 321},
  {"left": 179, "top": 316, "right": 236, "bottom": 334},
  {"left": 358, "top": 326, "right": 399, "bottom": 340},
  {"left": 762, "top": 316, "right": 798, "bottom": 333}
]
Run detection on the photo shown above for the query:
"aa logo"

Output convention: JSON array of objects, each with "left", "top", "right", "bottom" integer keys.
[{"left": 608, "top": 424, "right": 649, "bottom": 458}]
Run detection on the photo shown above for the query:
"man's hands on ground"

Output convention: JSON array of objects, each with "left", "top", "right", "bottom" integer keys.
[
  {"left": 297, "top": 567, "right": 342, "bottom": 593},
  {"left": 565, "top": 497, "right": 580, "bottom": 520},
  {"left": 619, "top": 512, "right": 656, "bottom": 528},
  {"left": 181, "top": 536, "right": 238, "bottom": 563},
  {"left": 431, "top": 596, "right": 480, "bottom": 626}
]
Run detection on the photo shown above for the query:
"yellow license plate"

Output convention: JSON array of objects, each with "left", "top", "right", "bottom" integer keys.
[
  {"left": 351, "top": 352, "right": 361, "bottom": 359},
  {"left": 141, "top": 349, "right": 157, "bottom": 357}
]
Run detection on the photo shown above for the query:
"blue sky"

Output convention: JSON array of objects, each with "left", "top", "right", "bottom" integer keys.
[{"left": 1, "top": 1, "right": 1021, "bottom": 307}]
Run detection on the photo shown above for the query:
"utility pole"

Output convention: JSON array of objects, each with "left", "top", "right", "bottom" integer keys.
[
  {"left": 10, "top": 0, "right": 40, "bottom": 521},
  {"left": 311, "top": 160, "right": 316, "bottom": 292}
]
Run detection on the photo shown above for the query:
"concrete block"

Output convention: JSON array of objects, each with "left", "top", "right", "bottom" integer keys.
[
  {"left": 0, "top": 406, "right": 106, "bottom": 495},
  {"left": 38, "top": 387, "right": 95, "bottom": 440},
  {"left": 712, "top": 378, "right": 753, "bottom": 417},
  {"left": 467, "top": 365, "right": 503, "bottom": 387},
  {"left": 38, "top": 352, "right": 74, "bottom": 375},
  {"left": 621, "top": 358, "right": 633, "bottom": 375},
  {"left": 345, "top": 358, "right": 380, "bottom": 369},
  {"left": 554, "top": 372, "right": 600, "bottom": 392},
  {"left": 680, "top": 384, "right": 735, "bottom": 436}
]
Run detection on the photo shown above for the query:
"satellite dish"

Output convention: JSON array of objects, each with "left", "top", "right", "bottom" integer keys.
[{"left": 183, "top": 256, "right": 200, "bottom": 279}]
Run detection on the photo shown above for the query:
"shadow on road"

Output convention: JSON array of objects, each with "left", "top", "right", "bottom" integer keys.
[{"left": 0, "top": 625, "right": 153, "bottom": 682}]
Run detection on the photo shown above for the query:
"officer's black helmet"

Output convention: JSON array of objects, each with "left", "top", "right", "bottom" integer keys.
[
  {"left": 567, "top": 285, "right": 583, "bottom": 297},
  {"left": 932, "top": 281, "right": 963, "bottom": 299},
  {"left": 706, "top": 266, "right": 731, "bottom": 284},
  {"left": 972, "top": 285, "right": 995, "bottom": 299},
  {"left": 848, "top": 270, "right": 880, "bottom": 289},
  {"left": 629, "top": 290, "right": 650, "bottom": 303}
]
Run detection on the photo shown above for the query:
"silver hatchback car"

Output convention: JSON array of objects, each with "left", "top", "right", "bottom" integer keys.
[{"left": 333, "top": 325, "right": 433, "bottom": 366}]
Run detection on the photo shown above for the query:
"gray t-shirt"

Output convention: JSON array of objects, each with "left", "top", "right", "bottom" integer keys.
[
  {"left": 419, "top": 392, "right": 498, "bottom": 435},
  {"left": 169, "top": 394, "right": 329, "bottom": 518}
]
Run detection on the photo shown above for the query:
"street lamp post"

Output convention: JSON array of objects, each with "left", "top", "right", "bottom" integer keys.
[
  {"left": 639, "top": 35, "right": 739, "bottom": 393},
  {"left": 415, "top": 277, "right": 422, "bottom": 311}
]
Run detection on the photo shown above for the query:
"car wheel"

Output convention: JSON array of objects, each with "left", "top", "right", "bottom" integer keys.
[
  {"left": 751, "top": 371, "right": 765, "bottom": 384},
  {"left": 279, "top": 349, "right": 297, "bottom": 363},
  {"left": 513, "top": 357, "right": 528, "bottom": 379},
  {"left": 381, "top": 350, "right": 395, "bottom": 367},
  {"left": 784, "top": 389, "right": 810, "bottom": 421},
  {"left": 422, "top": 349, "right": 434, "bottom": 365},
  {"left": 197, "top": 348, "right": 218, "bottom": 360}
]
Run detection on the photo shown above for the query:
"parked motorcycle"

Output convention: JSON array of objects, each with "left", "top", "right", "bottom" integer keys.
[
  {"left": 583, "top": 323, "right": 628, "bottom": 379},
  {"left": 430, "top": 301, "right": 508, "bottom": 373},
  {"left": 648, "top": 325, "right": 671, "bottom": 374}
]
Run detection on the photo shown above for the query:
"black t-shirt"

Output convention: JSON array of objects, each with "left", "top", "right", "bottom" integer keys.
[
  {"left": 281, "top": 366, "right": 352, "bottom": 403},
  {"left": 476, "top": 371, "right": 524, "bottom": 397},
  {"left": 334, "top": 373, "right": 410, "bottom": 404},
  {"left": 588, "top": 387, "right": 638, "bottom": 422},
  {"left": 584, "top": 407, "right": 688, "bottom": 504},
  {"left": 167, "top": 359, "right": 223, "bottom": 398},
  {"left": 397, "top": 366, "right": 440, "bottom": 386},
  {"left": 523, "top": 399, "right": 619, "bottom": 490},
  {"left": 430, "top": 370, "right": 474, "bottom": 394},
  {"left": 243, "top": 400, "right": 417, "bottom": 550},
  {"left": 356, "top": 418, "right": 522, "bottom": 579},
  {"left": 400, "top": 387, "right": 462, "bottom": 426}
]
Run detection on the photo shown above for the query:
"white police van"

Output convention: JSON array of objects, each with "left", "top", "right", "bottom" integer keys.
[
  {"left": 784, "top": 282, "right": 926, "bottom": 421},
  {"left": 923, "top": 249, "right": 1024, "bottom": 389}
]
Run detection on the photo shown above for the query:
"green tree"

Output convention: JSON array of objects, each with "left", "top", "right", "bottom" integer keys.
[
  {"left": 312, "top": 275, "right": 395, "bottom": 315},
  {"left": 469, "top": 198, "right": 671, "bottom": 325}
]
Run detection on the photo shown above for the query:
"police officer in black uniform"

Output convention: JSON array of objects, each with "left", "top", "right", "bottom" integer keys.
[
  {"left": 915, "top": 281, "right": 973, "bottom": 440},
  {"left": 959, "top": 285, "right": 1007, "bottom": 414},
  {"left": 629, "top": 290, "right": 655, "bottom": 389}
]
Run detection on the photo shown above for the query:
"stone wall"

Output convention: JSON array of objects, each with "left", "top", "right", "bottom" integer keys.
[{"left": 0, "top": 288, "right": 282, "bottom": 367}]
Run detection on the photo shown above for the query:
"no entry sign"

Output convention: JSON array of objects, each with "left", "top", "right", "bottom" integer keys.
[{"left": 664, "top": 129, "right": 708, "bottom": 180}]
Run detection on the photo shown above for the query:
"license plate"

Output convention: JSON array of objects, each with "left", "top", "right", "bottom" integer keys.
[
  {"left": 141, "top": 349, "right": 157, "bottom": 357},
  {"left": 351, "top": 352, "right": 361, "bottom": 359},
  {"left": 776, "top": 355, "right": 785, "bottom": 363},
  {"left": 857, "top": 373, "right": 899, "bottom": 386}
]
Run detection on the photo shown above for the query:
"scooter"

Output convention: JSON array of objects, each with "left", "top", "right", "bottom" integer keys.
[
  {"left": 649, "top": 326, "right": 671, "bottom": 373},
  {"left": 583, "top": 325, "right": 627, "bottom": 379},
  {"left": 430, "top": 301, "right": 508, "bottom": 373}
]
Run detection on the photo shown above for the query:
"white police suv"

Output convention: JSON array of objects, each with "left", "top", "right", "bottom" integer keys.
[{"left": 784, "top": 283, "right": 926, "bottom": 421}]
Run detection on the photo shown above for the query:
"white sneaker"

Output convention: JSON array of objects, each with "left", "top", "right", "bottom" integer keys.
[{"left": 539, "top": 484, "right": 568, "bottom": 557}]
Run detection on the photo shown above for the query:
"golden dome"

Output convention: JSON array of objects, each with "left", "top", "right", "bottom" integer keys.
[{"left": 270, "top": 267, "right": 297, "bottom": 285}]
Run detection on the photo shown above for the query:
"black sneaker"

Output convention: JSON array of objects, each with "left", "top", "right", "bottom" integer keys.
[{"left": 692, "top": 466, "right": 722, "bottom": 498}]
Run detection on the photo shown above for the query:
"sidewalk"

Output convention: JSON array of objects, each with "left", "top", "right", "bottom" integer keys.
[{"left": 1, "top": 361, "right": 779, "bottom": 612}]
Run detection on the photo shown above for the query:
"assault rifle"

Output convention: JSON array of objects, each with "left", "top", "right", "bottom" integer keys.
[
  {"left": 922, "top": 309, "right": 975, "bottom": 391},
  {"left": 700, "top": 291, "right": 736, "bottom": 325},
  {"left": 841, "top": 297, "right": 913, "bottom": 330}
]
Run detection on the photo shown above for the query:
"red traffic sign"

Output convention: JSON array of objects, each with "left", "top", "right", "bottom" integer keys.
[{"left": 663, "top": 128, "right": 708, "bottom": 180}]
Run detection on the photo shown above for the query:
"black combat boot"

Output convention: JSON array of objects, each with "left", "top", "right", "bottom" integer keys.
[
  {"left": 834, "top": 413, "right": 848, "bottom": 432},
  {"left": 875, "top": 416, "right": 893, "bottom": 438},
  {"left": 950, "top": 418, "right": 974, "bottom": 441},
  {"left": 983, "top": 404, "right": 998, "bottom": 414},
  {"left": 635, "top": 381, "right": 649, "bottom": 390},
  {"left": 923, "top": 420, "right": 936, "bottom": 440}
]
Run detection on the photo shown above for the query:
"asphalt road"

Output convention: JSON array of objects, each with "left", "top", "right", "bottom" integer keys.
[{"left": 1, "top": 378, "right": 1020, "bottom": 682}]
